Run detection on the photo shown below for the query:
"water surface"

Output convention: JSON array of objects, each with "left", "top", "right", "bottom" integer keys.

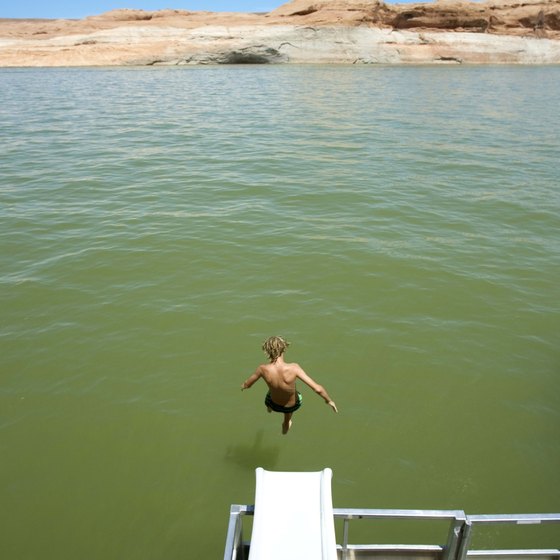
[{"left": 1, "top": 65, "right": 559, "bottom": 558}]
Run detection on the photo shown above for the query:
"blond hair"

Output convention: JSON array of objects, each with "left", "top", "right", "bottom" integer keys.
[{"left": 262, "top": 336, "right": 290, "bottom": 362}]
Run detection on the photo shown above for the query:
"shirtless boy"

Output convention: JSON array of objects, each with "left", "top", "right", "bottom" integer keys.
[{"left": 241, "top": 336, "right": 338, "bottom": 434}]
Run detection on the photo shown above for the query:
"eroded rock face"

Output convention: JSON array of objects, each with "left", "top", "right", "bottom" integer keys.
[
  {"left": 269, "top": 0, "right": 560, "bottom": 35},
  {"left": 0, "top": 0, "right": 559, "bottom": 66},
  {"left": 182, "top": 45, "right": 287, "bottom": 64}
]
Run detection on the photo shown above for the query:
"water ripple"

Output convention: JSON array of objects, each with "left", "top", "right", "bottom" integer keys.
[{"left": 1, "top": 67, "right": 559, "bottom": 556}]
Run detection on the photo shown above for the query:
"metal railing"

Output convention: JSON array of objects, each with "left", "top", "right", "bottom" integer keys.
[
  {"left": 223, "top": 506, "right": 560, "bottom": 560},
  {"left": 335, "top": 508, "right": 467, "bottom": 560},
  {"left": 456, "top": 514, "right": 560, "bottom": 560}
]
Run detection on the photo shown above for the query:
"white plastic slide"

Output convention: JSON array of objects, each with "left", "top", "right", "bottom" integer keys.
[{"left": 248, "top": 467, "right": 337, "bottom": 560}]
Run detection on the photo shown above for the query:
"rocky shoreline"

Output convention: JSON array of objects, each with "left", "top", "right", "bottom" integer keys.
[{"left": 1, "top": 0, "right": 559, "bottom": 66}]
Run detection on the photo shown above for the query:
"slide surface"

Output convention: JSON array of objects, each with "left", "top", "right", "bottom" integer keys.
[{"left": 248, "top": 467, "right": 337, "bottom": 560}]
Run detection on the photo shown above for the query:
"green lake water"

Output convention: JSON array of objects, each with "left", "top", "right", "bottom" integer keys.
[{"left": 1, "top": 65, "right": 559, "bottom": 558}]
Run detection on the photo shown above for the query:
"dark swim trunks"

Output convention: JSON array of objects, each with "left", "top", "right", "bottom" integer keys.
[{"left": 265, "top": 391, "right": 303, "bottom": 414}]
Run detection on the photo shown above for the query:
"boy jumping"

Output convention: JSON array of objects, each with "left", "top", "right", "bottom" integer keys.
[{"left": 241, "top": 336, "right": 338, "bottom": 434}]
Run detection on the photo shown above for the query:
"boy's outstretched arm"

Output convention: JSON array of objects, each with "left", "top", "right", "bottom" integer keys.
[
  {"left": 296, "top": 366, "right": 338, "bottom": 413},
  {"left": 241, "top": 367, "right": 263, "bottom": 391}
]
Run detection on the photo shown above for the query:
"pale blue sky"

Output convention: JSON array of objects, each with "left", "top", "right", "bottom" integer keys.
[{"left": 0, "top": 0, "right": 419, "bottom": 19}]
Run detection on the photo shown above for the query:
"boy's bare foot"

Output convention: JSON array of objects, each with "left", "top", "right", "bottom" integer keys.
[{"left": 282, "top": 420, "right": 292, "bottom": 435}]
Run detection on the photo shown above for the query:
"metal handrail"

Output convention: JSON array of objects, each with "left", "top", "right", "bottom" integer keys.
[
  {"left": 223, "top": 506, "right": 560, "bottom": 560},
  {"left": 467, "top": 514, "right": 560, "bottom": 525},
  {"left": 333, "top": 508, "right": 467, "bottom": 520},
  {"left": 456, "top": 514, "right": 560, "bottom": 560},
  {"left": 223, "top": 504, "right": 253, "bottom": 560},
  {"left": 333, "top": 508, "right": 468, "bottom": 560}
]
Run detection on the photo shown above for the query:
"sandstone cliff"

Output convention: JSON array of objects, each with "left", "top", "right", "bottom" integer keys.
[
  {"left": 271, "top": 0, "right": 559, "bottom": 35},
  {"left": 0, "top": 0, "right": 559, "bottom": 66}
]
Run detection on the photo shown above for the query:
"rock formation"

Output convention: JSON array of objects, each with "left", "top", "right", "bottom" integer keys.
[
  {"left": 0, "top": 0, "right": 559, "bottom": 65},
  {"left": 271, "top": 0, "right": 560, "bottom": 34}
]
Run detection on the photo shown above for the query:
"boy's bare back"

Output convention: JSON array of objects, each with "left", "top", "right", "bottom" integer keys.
[
  {"left": 258, "top": 360, "right": 304, "bottom": 408},
  {"left": 241, "top": 336, "right": 338, "bottom": 426}
]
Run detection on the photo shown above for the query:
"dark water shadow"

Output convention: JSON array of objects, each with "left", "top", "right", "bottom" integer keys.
[{"left": 225, "top": 430, "right": 280, "bottom": 471}]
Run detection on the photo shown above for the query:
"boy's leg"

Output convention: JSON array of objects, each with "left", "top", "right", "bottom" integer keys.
[{"left": 282, "top": 412, "right": 293, "bottom": 435}]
